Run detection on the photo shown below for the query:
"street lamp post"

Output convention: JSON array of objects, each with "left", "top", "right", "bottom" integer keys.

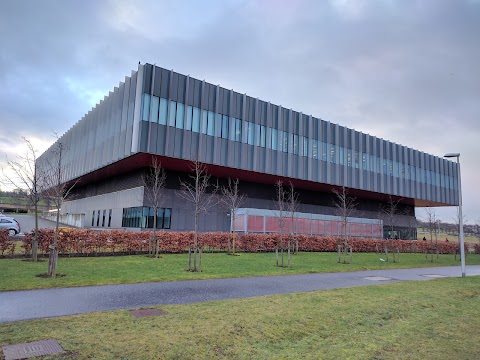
[{"left": 444, "top": 153, "right": 465, "bottom": 277}]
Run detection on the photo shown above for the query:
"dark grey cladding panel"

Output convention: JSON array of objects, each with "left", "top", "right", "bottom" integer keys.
[
  {"left": 143, "top": 64, "right": 153, "bottom": 93},
  {"left": 152, "top": 66, "right": 162, "bottom": 96},
  {"left": 204, "top": 136, "right": 214, "bottom": 164},
  {"left": 173, "top": 129, "right": 183, "bottom": 158},
  {"left": 155, "top": 123, "right": 166, "bottom": 155},
  {"left": 160, "top": 68, "right": 170, "bottom": 99},
  {"left": 177, "top": 74, "right": 186, "bottom": 103},
  {"left": 185, "top": 131, "right": 197, "bottom": 161},
  {"left": 246, "top": 96, "right": 255, "bottom": 120},
  {"left": 139, "top": 121, "right": 149, "bottom": 152},
  {"left": 180, "top": 130, "right": 191, "bottom": 160},
  {"left": 218, "top": 138, "right": 227, "bottom": 166},
  {"left": 233, "top": 92, "right": 242, "bottom": 119},
  {"left": 164, "top": 126, "right": 174, "bottom": 157},
  {"left": 204, "top": 83, "right": 215, "bottom": 112},
  {"left": 192, "top": 78, "right": 202, "bottom": 108},
  {"left": 221, "top": 87, "right": 230, "bottom": 114},
  {"left": 170, "top": 72, "right": 179, "bottom": 101},
  {"left": 149, "top": 121, "right": 158, "bottom": 154}
]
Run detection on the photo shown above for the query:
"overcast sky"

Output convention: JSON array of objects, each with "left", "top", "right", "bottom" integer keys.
[{"left": 0, "top": 0, "right": 479, "bottom": 223}]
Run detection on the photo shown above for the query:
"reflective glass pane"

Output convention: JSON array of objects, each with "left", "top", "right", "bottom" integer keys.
[
  {"left": 271, "top": 128, "right": 277, "bottom": 150},
  {"left": 229, "top": 117, "right": 236, "bottom": 141},
  {"left": 169, "top": 101, "right": 176, "bottom": 127},
  {"left": 192, "top": 107, "right": 201, "bottom": 132},
  {"left": 215, "top": 114, "right": 222, "bottom": 137},
  {"left": 142, "top": 94, "right": 150, "bottom": 121},
  {"left": 222, "top": 115, "right": 229, "bottom": 139},
  {"left": 254, "top": 124, "right": 260, "bottom": 146},
  {"left": 163, "top": 208, "right": 171, "bottom": 229},
  {"left": 207, "top": 111, "right": 215, "bottom": 136},
  {"left": 247, "top": 122, "right": 254, "bottom": 145},
  {"left": 312, "top": 139, "right": 318, "bottom": 159},
  {"left": 150, "top": 96, "right": 159, "bottom": 123},
  {"left": 186, "top": 106, "right": 193, "bottom": 131},
  {"left": 260, "top": 125, "right": 266, "bottom": 147},
  {"left": 156, "top": 208, "right": 164, "bottom": 229},
  {"left": 235, "top": 119, "right": 242, "bottom": 141},
  {"left": 159, "top": 98, "right": 168, "bottom": 125},
  {"left": 201, "top": 111, "right": 208, "bottom": 134},
  {"left": 176, "top": 103, "right": 185, "bottom": 129}
]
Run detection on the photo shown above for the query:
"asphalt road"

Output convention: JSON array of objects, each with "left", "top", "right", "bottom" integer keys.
[{"left": 1, "top": 265, "right": 479, "bottom": 323}]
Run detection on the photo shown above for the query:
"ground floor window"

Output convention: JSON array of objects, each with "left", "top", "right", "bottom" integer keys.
[{"left": 122, "top": 207, "right": 172, "bottom": 229}]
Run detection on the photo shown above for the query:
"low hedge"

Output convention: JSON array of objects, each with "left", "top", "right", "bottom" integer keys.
[{"left": 16, "top": 228, "right": 468, "bottom": 257}]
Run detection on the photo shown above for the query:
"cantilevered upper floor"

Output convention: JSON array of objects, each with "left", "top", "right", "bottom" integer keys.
[{"left": 38, "top": 63, "right": 459, "bottom": 207}]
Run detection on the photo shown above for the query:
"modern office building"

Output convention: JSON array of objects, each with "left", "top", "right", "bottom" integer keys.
[{"left": 37, "top": 63, "right": 459, "bottom": 239}]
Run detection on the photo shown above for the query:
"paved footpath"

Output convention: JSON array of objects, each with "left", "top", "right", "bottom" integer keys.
[{"left": 1, "top": 265, "right": 479, "bottom": 323}]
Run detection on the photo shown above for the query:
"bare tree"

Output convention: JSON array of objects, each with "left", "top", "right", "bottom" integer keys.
[
  {"left": 220, "top": 178, "right": 245, "bottom": 255},
  {"left": 274, "top": 180, "right": 288, "bottom": 267},
  {"left": 142, "top": 157, "right": 166, "bottom": 258},
  {"left": 177, "top": 159, "right": 218, "bottom": 272},
  {"left": 287, "top": 182, "right": 299, "bottom": 262},
  {"left": 1, "top": 138, "right": 42, "bottom": 261},
  {"left": 381, "top": 195, "right": 403, "bottom": 239},
  {"left": 332, "top": 186, "right": 356, "bottom": 264},
  {"left": 423, "top": 207, "right": 440, "bottom": 262},
  {"left": 38, "top": 141, "right": 76, "bottom": 277},
  {"left": 474, "top": 219, "right": 480, "bottom": 244},
  {"left": 332, "top": 186, "right": 357, "bottom": 241}
]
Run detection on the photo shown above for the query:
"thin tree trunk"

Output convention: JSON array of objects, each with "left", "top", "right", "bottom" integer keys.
[
  {"left": 153, "top": 209, "right": 159, "bottom": 258},
  {"left": 281, "top": 247, "right": 284, "bottom": 267},
  {"left": 232, "top": 232, "right": 236, "bottom": 255},
  {"left": 199, "top": 246, "right": 202, "bottom": 272},
  {"left": 32, "top": 200, "right": 38, "bottom": 262},
  {"left": 231, "top": 213, "right": 235, "bottom": 255},
  {"left": 148, "top": 235, "right": 152, "bottom": 256},
  {"left": 188, "top": 247, "right": 192, "bottom": 271},
  {"left": 287, "top": 239, "right": 291, "bottom": 267},
  {"left": 276, "top": 247, "right": 279, "bottom": 267},
  {"left": 193, "top": 213, "right": 198, "bottom": 272},
  {"left": 48, "top": 203, "right": 61, "bottom": 277}
]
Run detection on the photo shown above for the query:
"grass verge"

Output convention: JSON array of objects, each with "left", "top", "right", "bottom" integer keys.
[
  {"left": 1, "top": 277, "right": 479, "bottom": 359},
  {"left": 1, "top": 252, "right": 479, "bottom": 291}
]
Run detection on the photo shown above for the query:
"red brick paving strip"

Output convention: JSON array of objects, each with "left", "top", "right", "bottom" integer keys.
[
  {"left": 2, "top": 339, "right": 64, "bottom": 360},
  {"left": 129, "top": 309, "right": 167, "bottom": 318}
]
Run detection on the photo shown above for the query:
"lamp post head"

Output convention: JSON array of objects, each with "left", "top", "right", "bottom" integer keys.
[{"left": 444, "top": 153, "right": 460, "bottom": 158}]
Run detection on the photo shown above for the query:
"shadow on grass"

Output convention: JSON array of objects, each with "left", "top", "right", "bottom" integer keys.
[{"left": 36, "top": 273, "right": 67, "bottom": 278}]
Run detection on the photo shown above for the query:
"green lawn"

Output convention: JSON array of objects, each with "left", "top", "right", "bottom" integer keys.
[
  {"left": 1, "top": 277, "right": 479, "bottom": 359},
  {"left": 1, "top": 252, "right": 479, "bottom": 291}
]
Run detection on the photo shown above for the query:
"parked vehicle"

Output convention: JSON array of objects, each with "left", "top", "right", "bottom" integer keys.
[{"left": 0, "top": 217, "right": 21, "bottom": 236}]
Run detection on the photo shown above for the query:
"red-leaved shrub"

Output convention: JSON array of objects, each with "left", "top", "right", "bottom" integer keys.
[
  {"left": 19, "top": 228, "right": 470, "bottom": 257},
  {"left": 0, "top": 229, "right": 15, "bottom": 257}
]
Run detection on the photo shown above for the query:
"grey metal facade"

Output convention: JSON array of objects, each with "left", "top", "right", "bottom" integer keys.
[{"left": 37, "top": 63, "right": 458, "bottom": 233}]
